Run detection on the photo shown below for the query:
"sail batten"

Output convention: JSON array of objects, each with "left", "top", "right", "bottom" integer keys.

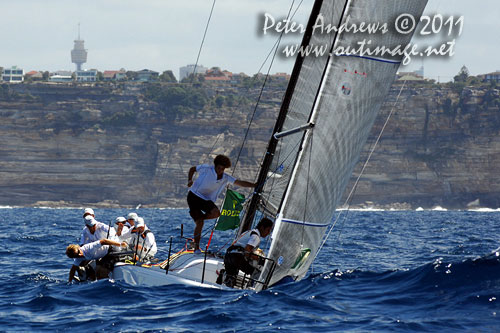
[{"left": 255, "top": 0, "right": 428, "bottom": 289}]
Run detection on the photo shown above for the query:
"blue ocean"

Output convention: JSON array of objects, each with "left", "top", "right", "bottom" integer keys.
[{"left": 1, "top": 208, "right": 499, "bottom": 332}]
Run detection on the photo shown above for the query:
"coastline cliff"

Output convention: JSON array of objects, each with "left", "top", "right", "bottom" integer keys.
[{"left": 0, "top": 80, "right": 498, "bottom": 209}]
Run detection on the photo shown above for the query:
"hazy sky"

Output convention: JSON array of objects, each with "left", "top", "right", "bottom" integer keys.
[{"left": 1, "top": 0, "right": 498, "bottom": 82}]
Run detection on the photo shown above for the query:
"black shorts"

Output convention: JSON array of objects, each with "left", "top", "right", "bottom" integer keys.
[
  {"left": 187, "top": 191, "right": 217, "bottom": 221},
  {"left": 224, "top": 252, "right": 255, "bottom": 277}
]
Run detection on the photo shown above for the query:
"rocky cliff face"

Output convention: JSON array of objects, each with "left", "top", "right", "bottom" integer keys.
[
  {"left": 0, "top": 81, "right": 498, "bottom": 208},
  {"left": 0, "top": 82, "right": 277, "bottom": 207},
  {"left": 348, "top": 82, "right": 500, "bottom": 208}
]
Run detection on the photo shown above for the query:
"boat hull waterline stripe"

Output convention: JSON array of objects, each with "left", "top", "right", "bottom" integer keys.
[{"left": 282, "top": 218, "right": 329, "bottom": 228}]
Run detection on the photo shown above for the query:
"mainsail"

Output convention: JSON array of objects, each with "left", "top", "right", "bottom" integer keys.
[{"left": 244, "top": 0, "right": 428, "bottom": 288}]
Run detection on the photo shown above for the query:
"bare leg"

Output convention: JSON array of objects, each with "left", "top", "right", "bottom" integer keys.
[
  {"left": 193, "top": 219, "right": 204, "bottom": 250},
  {"left": 205, "top": 207, "right": 221, "bottom": 220},
  {"left": 193, "top": 207, "right": 220, "bottom": 250}
]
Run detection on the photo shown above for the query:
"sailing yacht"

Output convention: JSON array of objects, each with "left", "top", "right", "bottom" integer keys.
[{"left": 112, "top": 0, "right": 428, "bottom": 290}]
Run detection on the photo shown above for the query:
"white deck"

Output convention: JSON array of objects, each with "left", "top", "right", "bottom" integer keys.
[{"left": 111, "top": 251, "right": 228, "bottom": 289}]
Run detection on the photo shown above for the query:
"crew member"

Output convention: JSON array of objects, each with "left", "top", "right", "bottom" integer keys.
[
  {"left": 223, "top": 217, "right": 273, "bottom": 288},
  {"left": 120, "top": 217, "right": 157, "bottom": 260},
  {"left": 115, "top": 216, "right": 129, "bottom": 238},
  {"left": 126, "top": 212, "right": 138, "bottom": 228},
  {"left": 187, "top": 154, "right": 255, "bottom": 252},
  {"left": 66, "top": 238, "right": 127, "bottom": 283},
  {"left": 80, "top": 215, "right": 117, "bottom": 245}
]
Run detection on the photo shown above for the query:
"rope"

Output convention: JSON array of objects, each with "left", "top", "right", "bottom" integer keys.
[{"left": 315, "top": 80, "right": 408, "bottom": 258}]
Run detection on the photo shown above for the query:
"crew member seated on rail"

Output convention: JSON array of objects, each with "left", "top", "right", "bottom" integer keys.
[
  {"left": 114, "top": 216, "right": 129, "bottom": 239},
  {"left": 120, "top": 217, "right": 157, "bottom": 261},
  {"left": 80, "top": 208, "right": 117, "bottom": 245},
  {"left": 223, "top": 217, "right": 273, "bottom": 288}
]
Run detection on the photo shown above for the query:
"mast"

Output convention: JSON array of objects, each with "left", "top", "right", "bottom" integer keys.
[{"left": 240, "top": 0, "right": 325, "bottom": 233}]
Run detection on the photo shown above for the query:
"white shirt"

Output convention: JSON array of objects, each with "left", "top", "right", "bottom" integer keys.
[
  {"left": 235, "top": 229, "right": 261, "bottom": 249},
  {"left": 190, "top": 164, "right": 236, "bottom": 202},
  {"left": 115, "top": 225, "right": 130, "bottom": 241},
  {"left": 80, "top": 221, "right": 117, "bottom": 245},
  {"left": 73, "top": 240, "right": 109, "bottom": 266},
  {"left": 120, "top": 229, "right": 157, "bottom": 259}
]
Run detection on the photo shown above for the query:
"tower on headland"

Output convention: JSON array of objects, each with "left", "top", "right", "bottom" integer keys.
[{"left": 71, "top": 23, "right": 87, "bottom": 71}]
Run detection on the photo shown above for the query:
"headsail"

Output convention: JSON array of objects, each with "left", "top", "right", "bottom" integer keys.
[{"left": 248, "top": 0, "right": 428, "bottom": 288}]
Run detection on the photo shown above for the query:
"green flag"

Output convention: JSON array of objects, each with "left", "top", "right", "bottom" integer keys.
[{"left": 215, "top": 189, "right": 245, "bottom": 231}]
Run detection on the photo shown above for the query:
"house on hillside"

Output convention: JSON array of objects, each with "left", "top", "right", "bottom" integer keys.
[
  {"left": 479, "top": 71, "right": 500, "bottom": 83},
  {"left": 136, "top": 69, "right": 159, "bottom": 82},
  {"left": 204, "top": 67, "right": 232, "bottom": 83},
  {"left": 103, "top": 69, "right": 127, "bottom": 81},
  {"left": 179, "top": 64, "right": 208, "bottom": 81},
  {"left": 76, "top": 69, "right": 98, "bottom": 82},
  {"left": 25, "top": 70, "right": 44, "bottom": 81},
  {"left": 2, "top": 66, "right": 24, "bottom": 83}
]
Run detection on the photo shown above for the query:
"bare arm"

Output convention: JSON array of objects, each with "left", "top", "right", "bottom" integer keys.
[
  {"left": 188, "top": 166, "right": 197, "bottom": 187},
  {"left": 116, "top": 224, "right": 123, "bottom": 236},
  {"left": 68, "top": 265, "right": 78, "bottom": 283},
  {"left": 99, "top": 239, "right": 126, "bottom": 247},
  {"left": 244, "top": 244, "right": 261, "bottom": 261},
  {"left": 234, "top": 180, "right": 256, "bottom": 188}
]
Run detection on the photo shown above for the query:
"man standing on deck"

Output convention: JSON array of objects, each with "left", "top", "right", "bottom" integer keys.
[{"left": 187, "top": 154, "right": 255, "bottom": 252}]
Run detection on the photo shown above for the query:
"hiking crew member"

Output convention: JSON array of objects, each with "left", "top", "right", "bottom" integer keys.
[
  {"left": 66, "top": 239, "right": 127, "bottom": 283},
  {"left": 187, "top": 154, "right": 255, "bottom": 252},
  {"left": 223, "top": 218, "right": 274, "bottom": 287}
]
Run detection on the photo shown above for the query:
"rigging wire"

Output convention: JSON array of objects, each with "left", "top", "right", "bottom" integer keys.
[
  {"left": 231, "top": 0, "right": 303, "bottom": 176},
  {"left": 315, "top": 80, "right": 409, "bottom": 258},
  {"left": 212, "top": 0, "right": 305, "bottom": 237},
  {"left": 145, "top": 1, "right": 217, "bottom": 226},
  {"left": 207, "top": 0, "right": 306, "bottom": 167},
  {"left": 190, "top": 0, "right": 217, "bottom": 83},
  {"left": 178, "top": 0, "right": 306, "bottom": 252}
]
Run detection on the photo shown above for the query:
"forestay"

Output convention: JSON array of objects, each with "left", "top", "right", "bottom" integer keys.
[{"left": 254, "top": 0, "right": 428, "bottom": 288}]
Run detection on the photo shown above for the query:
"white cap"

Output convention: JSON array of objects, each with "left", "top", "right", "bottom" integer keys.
[
  {"left": 115, "top": 216, "right": 126, "bottom": 224},
  {"left": 84, "top": 215, "right": 97, "bottom": 227},
  {"left": 127, "top": 212, "right": 139, "bottom": 221},
  {"left": 83, "top": 208, "right": 95, "bottom": 217},
  {"left": 135, "top": 217, "right": 145, "bottom": 228}
]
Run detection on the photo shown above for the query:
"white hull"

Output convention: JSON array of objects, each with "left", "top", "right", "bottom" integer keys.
[{"left": 111, "top": 251, "right": 228, "bottom": 289}]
